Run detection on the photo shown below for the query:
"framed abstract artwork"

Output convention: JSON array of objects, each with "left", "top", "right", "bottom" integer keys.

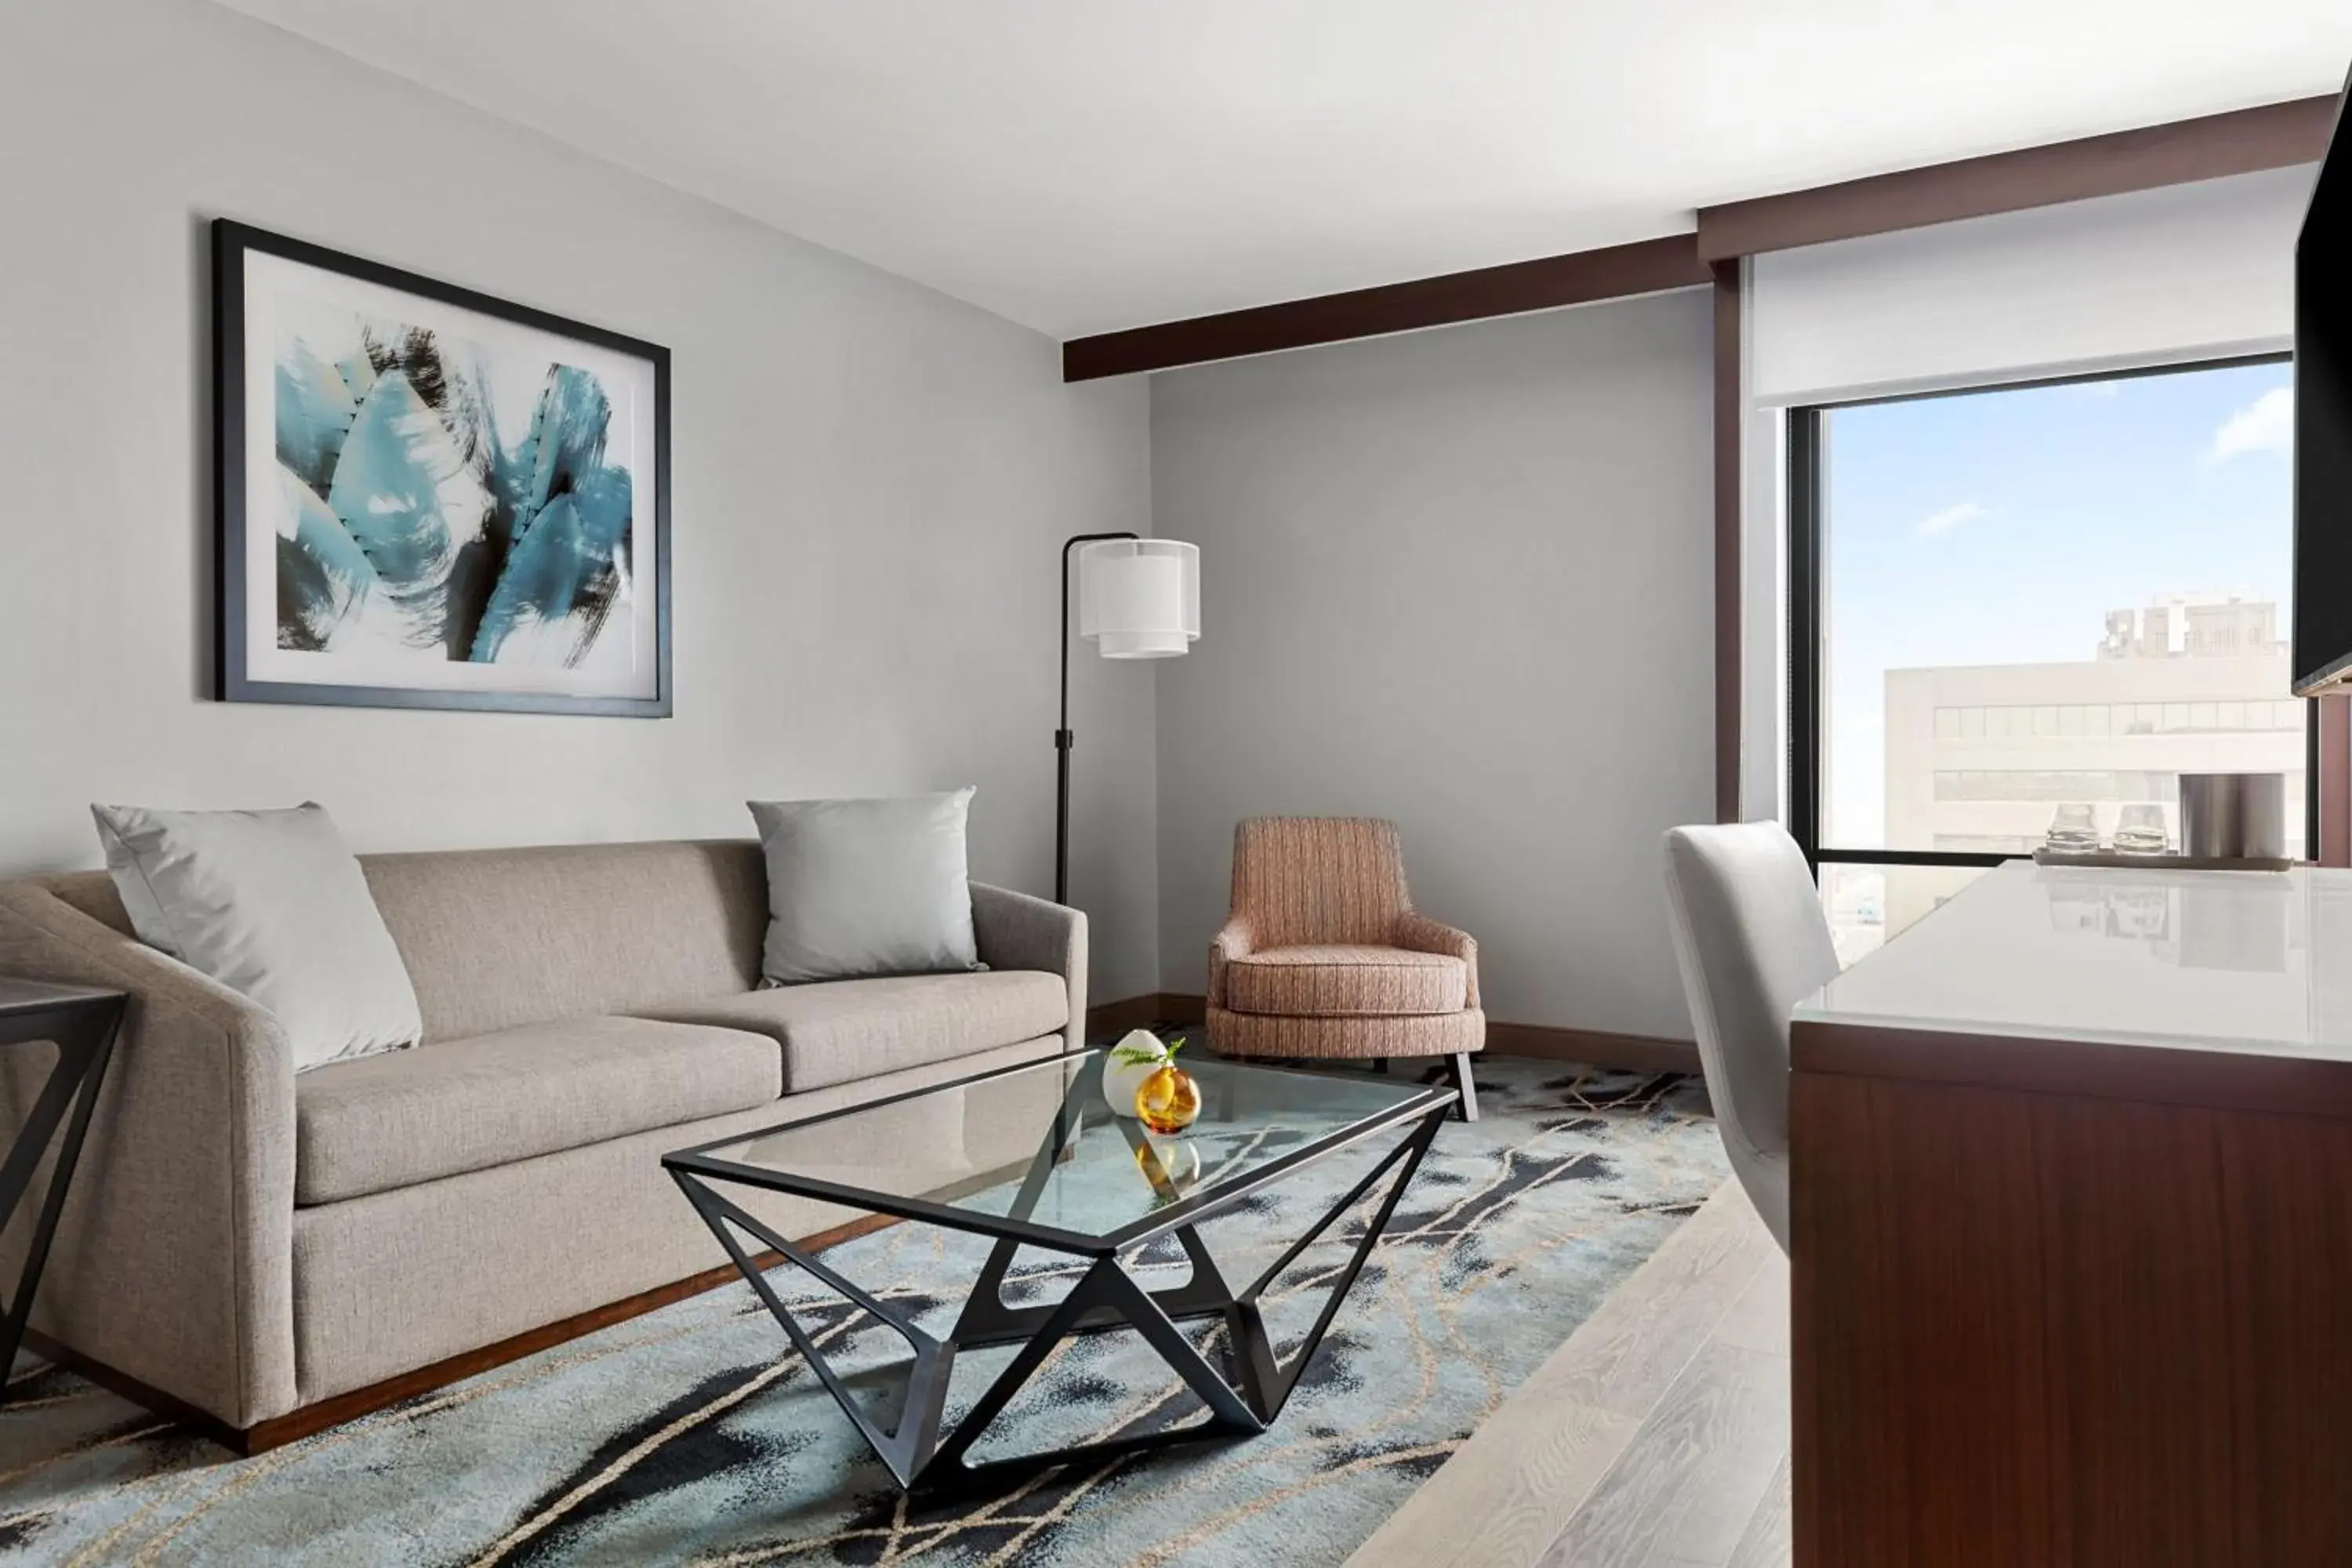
[{"left": 213, "top": 220, "right": 671, "bottom": 716}]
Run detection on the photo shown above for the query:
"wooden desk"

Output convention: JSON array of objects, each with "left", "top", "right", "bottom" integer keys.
[{"left": 1790, "top": 861, "right": 2352, "bottom": 1568}]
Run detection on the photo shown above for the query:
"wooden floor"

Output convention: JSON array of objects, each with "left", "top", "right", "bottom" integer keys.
[{"left": 1348, "top": 1178, "right": 1791, "bottom": 1568}]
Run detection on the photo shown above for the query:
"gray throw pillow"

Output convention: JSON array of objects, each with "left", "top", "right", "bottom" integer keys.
[
  {"left": 749, "top": 790, "right": 981, "bottom": 985},
  {"left": 92, "top": 801, "right": 423, "bottom": 1071}
]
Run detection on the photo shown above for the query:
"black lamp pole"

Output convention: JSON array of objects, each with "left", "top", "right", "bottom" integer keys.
[{"left": 1057, "top": 531, "right": 1138, "bottom": 905}]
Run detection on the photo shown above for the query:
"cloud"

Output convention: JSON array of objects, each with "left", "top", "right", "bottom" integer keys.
[
  {"left": 2205, "top": 387, "right": 2293, "bottom": 466},
  {"left": 1912, "top": 501, "right": 1988, "bottom": 541},
  {"left": 2074, "top": 379, "right": 2122, "bottom": 397}
]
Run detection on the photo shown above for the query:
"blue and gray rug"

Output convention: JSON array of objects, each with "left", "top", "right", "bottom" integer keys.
[{"left": 0, "top": 1058, "right": 1722, "bottom": 1566}]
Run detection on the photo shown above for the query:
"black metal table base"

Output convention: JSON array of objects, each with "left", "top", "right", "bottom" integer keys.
[
  {"left": 0, "top": 984, "right": 125, "bottom": 1400},
  {"left": 672, "top": 1109, "right": 1444, "bottom": 1496}
]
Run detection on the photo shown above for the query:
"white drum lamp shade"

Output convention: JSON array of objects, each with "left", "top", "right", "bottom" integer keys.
[{"left": 1078, "top": 539, "right": 1200, "bottom": 659}]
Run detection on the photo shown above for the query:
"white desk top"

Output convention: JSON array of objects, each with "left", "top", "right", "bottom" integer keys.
[{"left": 1794, "top": 860, "right": 2352, "bottom": 1065}]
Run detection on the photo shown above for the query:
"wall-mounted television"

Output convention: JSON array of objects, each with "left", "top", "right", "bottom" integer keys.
[{"left": 2293, "top": 71, "right": 2352, "bottom": 696}]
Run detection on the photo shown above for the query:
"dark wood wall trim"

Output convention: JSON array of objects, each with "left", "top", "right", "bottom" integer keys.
[
  {"left": 1713, "top": 259, "right": 1744, "bottom": 822},
  {"left": 1061, "top": 234, "right": 1711, "bottom": 382},
  {"left": 2322, "top": 697, "right": 2351, "bottom": 869},
  {"left": 1483, "top": 1022, "right": 1700, "bottom": 1076},
  {"left": 1697, "top": 94, "right": 2336, "bottom": 263},
  {"left": 1060, "top": 95, "right": 2334, "bottom": 383},
  {"left": 1084, "top": 992, "right": 1201, "bottom": 1039}
]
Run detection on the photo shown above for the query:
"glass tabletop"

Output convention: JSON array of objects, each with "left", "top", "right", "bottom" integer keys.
[{"left": 666, "top": 1048, "right": 1450, "bottom": 1252}]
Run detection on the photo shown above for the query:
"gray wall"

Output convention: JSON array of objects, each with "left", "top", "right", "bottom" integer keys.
[
  {"left": 0, "top": 0, "right": 1159, "bottom": 1001},
  {"left": 1151, "top": 292, "right": 1715, "bottom": 1040}
]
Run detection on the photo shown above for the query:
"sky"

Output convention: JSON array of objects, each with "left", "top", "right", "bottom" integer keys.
[{"left": 1822, "top": 358, "right": 2297, "bottom": 847}]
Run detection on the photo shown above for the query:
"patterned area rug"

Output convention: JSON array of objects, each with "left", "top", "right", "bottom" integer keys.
[{"left": 0, "top": 1058, "right": 1722, "bottom": 1566}]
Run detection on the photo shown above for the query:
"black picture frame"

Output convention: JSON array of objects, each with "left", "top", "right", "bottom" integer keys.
[{"left": 212, "top": 219, "right": 673, "bottom": 717}]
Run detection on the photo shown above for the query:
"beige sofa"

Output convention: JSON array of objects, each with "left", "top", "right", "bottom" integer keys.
[{"left": 0, "top": 838, "right": 1084, "bottom": 1446}]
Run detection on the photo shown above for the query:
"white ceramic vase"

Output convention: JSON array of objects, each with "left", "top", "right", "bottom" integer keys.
[{"left": 1102, "top": 1029, "right": 1169, "bottom": 1117}]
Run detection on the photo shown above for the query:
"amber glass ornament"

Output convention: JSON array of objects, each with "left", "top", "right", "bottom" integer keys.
[{"left": 1134, "top": 1063, "right": 1202, "bottom": 1134}]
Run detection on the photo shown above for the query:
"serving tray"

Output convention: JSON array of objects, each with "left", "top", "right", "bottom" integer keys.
[{"left": 2030, "top": 848, "right": 2295, "bottom": 873}]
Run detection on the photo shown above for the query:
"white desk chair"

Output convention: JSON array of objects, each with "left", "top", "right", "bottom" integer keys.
[{"left": 1661, "top": 822, "right": 1841, "bottom": 1254}]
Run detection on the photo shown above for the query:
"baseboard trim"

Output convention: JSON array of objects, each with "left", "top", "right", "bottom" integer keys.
[
  {"left": 1483, "top": 1022, "right": 1700, "bottom": 1076},
  {"left": 31, "top": 1210, "right": 902, "bottom": 1456},
  {"left": 1094, "top": 993, "right": 1700, "bottom": 1076},
  {"left": 1084, "top": 993, "right": 1206, "bottom": 1037}
]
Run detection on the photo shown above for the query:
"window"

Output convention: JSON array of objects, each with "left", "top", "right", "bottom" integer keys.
[{"left": 1790, "top": 358, "right": 2310, "bottom": 964}]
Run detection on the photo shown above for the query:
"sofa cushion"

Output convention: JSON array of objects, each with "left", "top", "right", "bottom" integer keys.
[
  {"left": 359, "top": 841, "right": 768, "bottom": 1044},
  {"left": 296, "top": 1015, "right": 782, "bottom": 1205},
  {"left": 633, "top": 971, "right": 1069, "bottom": 1093},
  {"left": 1225, "top": 944, "right": 1468, "bottom": 1018}
]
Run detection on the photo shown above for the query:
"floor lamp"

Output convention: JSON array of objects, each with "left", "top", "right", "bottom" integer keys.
[{"left": 1057, "top": 534, "right": 1201, "bottom": 904}]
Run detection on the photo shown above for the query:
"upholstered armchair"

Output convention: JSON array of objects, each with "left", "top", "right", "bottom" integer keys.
[{"left": 1207, "top": 817, "right": 1484, "bottom": 1119}]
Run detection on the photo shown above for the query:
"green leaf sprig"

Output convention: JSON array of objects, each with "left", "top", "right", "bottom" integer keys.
[{"left": 1110, "top": 1033, "right": 1186, "bottom": 1067}]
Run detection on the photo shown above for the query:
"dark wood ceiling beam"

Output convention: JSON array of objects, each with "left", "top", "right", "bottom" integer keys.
[
  {"left": 1063, "top": 93, "right": 2339, "bottom": 382},
  {"left": 1696, "top": 94, "right": 2339, "bottom": 263},
  {"left": 1061, "top": 234, "right": 1712, "bottom": 383}
]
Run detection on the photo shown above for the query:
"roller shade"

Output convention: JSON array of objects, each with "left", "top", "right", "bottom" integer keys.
[{"left": 1750, "top": 165, "right": 2314, "bottom": 408}]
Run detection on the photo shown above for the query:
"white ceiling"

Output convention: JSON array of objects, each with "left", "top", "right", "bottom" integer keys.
[{"left": 214, "top": 1, "right": 2351, "bottom": 339}]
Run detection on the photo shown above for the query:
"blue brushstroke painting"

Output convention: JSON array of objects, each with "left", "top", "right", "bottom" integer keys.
[{"left": 272, "top": 312, "right": 633, "bottom": 670}]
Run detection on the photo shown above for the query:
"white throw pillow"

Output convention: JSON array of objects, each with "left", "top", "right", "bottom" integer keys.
[
  {"left": 92, "top": 801, "right": 422, "bottom": 1070},
  {"left": 748, "top": 790, "right": 982, "bottom": 985}
]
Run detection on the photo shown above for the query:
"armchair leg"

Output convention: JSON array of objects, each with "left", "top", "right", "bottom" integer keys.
[{"left": 1446, "top": 1053, "right": 1479, "bottom": 1122}]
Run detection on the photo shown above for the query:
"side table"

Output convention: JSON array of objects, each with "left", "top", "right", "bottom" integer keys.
[{"left": 0, "top": 979, "right": 125, "bottom": 1402}]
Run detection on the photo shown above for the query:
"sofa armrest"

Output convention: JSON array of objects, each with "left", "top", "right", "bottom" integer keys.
[
  {"left": 0, "top": 883, "right": 297, "bottom": 1428},
  {"left": 970, "top": 882, "right": 1087, "bottom": 1054},
  {"left": 1207, "top": 916, "right": 1255, "bottom": 1011},
  {"left": 1393, "top": 912, "right": 1481, "bottom": 1010}
]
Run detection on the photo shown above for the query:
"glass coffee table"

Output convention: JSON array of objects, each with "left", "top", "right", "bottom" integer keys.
[{"left": 663, "top": 1047, "right": 1455, "bottom": 1495}]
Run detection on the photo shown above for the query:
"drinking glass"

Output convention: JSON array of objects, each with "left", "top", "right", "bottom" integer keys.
[
  {"left": 2044, "top": 802, "right": 2100, "bottom": 854},
  {"left": 2112, "top": 803, "right": 2169, "bottom": 855}
]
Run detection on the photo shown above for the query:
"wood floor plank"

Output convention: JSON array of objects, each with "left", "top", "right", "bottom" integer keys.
[
  {"left": 1350, "top": 1180, "right": 1772, "bottom": 1568},
  {"left": 1709, "top": 1249, "right": 1791, "bottom": 1358},
  {"left": 1633, "top": 1346, "right": 1791, "bottom": 1568},
  {"left": 1534, "top": 1341, "right": 1793, "bottom": 1568},
  {"left": 1540, "top": 1181, "right": 1777, "bottom": 1419},
  {"left": 1726, "top": 1451, "right": 1794, "bottom": 1568},
  {"left": 1346, "top": 1397, "right": 1642, "bottom": 1568}
]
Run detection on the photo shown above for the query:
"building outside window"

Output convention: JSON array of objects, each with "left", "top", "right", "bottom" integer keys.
[{"left": 1791, "top": 358, "right": 2306, "bottom": 964}]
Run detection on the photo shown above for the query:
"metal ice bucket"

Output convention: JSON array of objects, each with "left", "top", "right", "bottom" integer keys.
[{"left": 2178, "top": 773, "right": 2287, "bottom": 861}]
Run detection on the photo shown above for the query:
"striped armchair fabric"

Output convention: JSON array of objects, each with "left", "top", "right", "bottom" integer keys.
[{"left": 1208, "top": 817, "right": 1483, "bottom": 1119}]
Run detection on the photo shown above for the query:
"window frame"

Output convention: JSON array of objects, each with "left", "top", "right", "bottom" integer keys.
[{"left": 1786, "top": 352, "right": 2318, "bottom": 873}]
